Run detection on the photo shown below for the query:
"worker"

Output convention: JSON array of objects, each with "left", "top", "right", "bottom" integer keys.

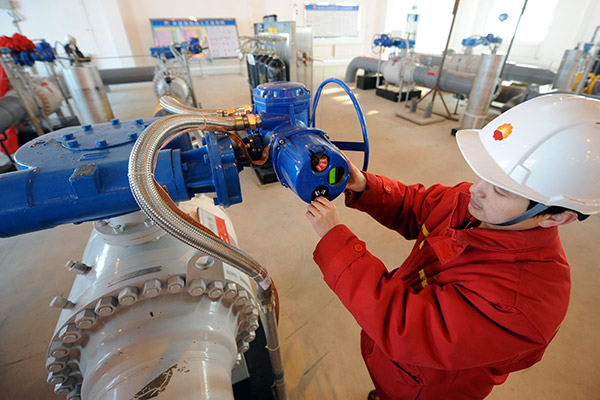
[
  {"left": 63, "top": 34, "right": 90, "bottom": 65},
  {"left": 305, "top": 94, "right": 599, "bottom": 400}
]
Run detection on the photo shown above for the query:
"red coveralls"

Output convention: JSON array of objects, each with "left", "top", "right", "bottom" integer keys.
[{"left": 313, "top": 172, "right": 571, "bottom": 400}]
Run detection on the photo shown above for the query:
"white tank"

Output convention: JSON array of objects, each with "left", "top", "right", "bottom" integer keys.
[{"left": 61, "top": 64, "right": 114, "bottom": 124}]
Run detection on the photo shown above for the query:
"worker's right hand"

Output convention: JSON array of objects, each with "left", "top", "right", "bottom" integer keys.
[{"left": 343, "top": 153, "right": 367, "bottom": 192}]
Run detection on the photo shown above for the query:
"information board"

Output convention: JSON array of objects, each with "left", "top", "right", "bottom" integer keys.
[
  {"left": 150, "top": 18, "right": 240, "bottom": 59},
  {"left": 305, "top": 4, "right": 360, "bottom": 38}
]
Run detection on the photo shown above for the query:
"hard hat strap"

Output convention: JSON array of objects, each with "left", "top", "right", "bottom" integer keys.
[{"left": 490, "top": 202, "right": 549, "bottom": 227}]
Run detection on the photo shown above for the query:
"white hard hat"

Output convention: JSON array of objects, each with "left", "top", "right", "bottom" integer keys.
[{"left": 456, "top": 93, "right": 600, "bottom": 215}]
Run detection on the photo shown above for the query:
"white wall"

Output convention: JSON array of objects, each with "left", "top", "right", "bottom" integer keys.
[
  {"left": 1, "top": 0, "right": 599, "bottom": 71},
  {"left": 383, "top": 0, "right": 600, "bottom": 69}
]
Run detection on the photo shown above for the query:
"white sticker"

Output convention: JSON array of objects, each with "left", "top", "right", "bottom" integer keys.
[{"left": 247, "top": 53, "right": 255, "bottom": 65}]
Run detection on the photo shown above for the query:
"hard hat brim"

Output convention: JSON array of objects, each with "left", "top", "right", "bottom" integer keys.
[{"left": 455, "top": 129, "right": 547, "bottom": 203}]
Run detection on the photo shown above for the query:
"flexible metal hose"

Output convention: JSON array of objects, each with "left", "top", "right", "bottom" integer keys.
[
  {"left": 128, "top": 113, "right": 287, "bottom": 399},
  {"left": 160, "top": 95, "right": 253, "bottom": 118}
]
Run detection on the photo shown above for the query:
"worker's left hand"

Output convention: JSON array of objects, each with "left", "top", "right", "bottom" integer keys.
[{"left": 306, "top": 197, "right": 341, "bottom": 238}]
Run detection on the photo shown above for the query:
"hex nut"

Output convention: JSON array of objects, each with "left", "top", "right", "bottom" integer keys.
[
  {"left": 49, "top": 341, "right": 73, "bottom": 358},
  {"left": 67, "top": 386, "right": 82, "bottom": 400},
  {"left": 143, "top": 279, "right": 162, "bottom": 297},
  {"left": 194, "top": 255, "right": 214, "bottom": 270},
  {"left": 94, "top": 296, "right": 118, "bottom": 317},
  {"left": 243, "top": 331, "right": 256, "bottom": 343},
  {"left": 223, "top": 283, "right": 238, "bottom": 300},
  {"left": 239, "top": 343, "right": 250, "bottom": 353},
  {"left": 235, "top": 289, "right": 249, "bottom": 307},
  {"left": 208, "top": 281, "right": 224, "bottom": 299},
  {"left": 245, "top": 320, "right": 259, "bottom": 333},
  {"left": 46, "top": 356, "right": 67, "bottom": 373},
  {"left": 242, "top": 302, "right": 256, "bottom": 314},
  {"left": 118, "top": 287, "right": 139, "bottom": 306},
  {"left": 75, "top": 309, "right": 97, "bottom": 329},
  {"left": 64, "top": 260, "right": 91, "bottom": 275},
  {"left": 246, "top": 309, "right": 259, "bottom": 323},
  {"left": 188, "top": 278, "right": 207, "bottom": 297},
  {"left": 46, "top": 368, "right": 70, "bottom": 385},
  {"left": 167, "top": 276, "right": 185, "bottom": 294},
  {"left": 50, "top": 296, "right": 76, "bottom": 310},
  {"left": 55, "top": 377, "right": 77, "bottom": 395},
  {"left": 59, "top": 324, "right": 81, "bottom": 344}
]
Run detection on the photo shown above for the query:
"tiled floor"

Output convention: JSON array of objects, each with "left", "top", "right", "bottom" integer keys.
[{"left": 1, "top": 67, "right": 599, "bottom": 399}]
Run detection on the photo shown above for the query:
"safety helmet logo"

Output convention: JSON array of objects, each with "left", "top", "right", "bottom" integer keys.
[{"left": 493, "top": 123, "right": 513, "bottom": 141}]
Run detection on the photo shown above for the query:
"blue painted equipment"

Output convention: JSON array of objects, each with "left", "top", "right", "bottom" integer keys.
[
  {"left": 0, "top": 81, "right": 369, "bottom": 237},
  {"left": 461, "top": 33, "right": 502, "bottom": 48},
  {"left": 150, "top": 37, "right": 203, "bottom": 60},
  {"left": 373, "top": 34, "right": 415, "bottom": 50}
]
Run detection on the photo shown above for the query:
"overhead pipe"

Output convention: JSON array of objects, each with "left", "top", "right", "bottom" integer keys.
[{"left": 98, "top": 66, "right": 155, "bottom": 85}]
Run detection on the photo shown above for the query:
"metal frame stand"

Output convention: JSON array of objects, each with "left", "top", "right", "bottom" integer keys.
[{"left": 418, "top": 0, "right": 460, "bottom": 122}]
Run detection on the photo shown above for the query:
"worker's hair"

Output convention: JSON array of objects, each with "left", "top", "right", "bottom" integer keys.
[{"left": 528, "top": 201, "right": 589, "bottom": 221}]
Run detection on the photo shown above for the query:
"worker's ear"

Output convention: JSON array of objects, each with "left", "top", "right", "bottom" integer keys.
[{"left": 537, "top": 211, "right": 578, "bottom": 228}]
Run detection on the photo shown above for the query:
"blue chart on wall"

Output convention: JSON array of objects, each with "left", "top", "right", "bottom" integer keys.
[
  {"left": 305, "top": 4, "right": 360, "bottom": 38},
  {"left": 150, "top": 18, "right": 240, "bottom": 59}
]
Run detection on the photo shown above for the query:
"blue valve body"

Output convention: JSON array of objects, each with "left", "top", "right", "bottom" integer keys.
[{"left": 0, "top": 118, "right": 238, "bottom": 237}]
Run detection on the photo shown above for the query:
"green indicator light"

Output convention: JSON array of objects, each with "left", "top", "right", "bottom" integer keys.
[{"left": 329, "top": 168, "right": 337, "bottom": 185}]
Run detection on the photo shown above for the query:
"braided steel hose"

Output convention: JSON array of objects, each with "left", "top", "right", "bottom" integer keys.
[{"left": 128, "top": 113, "right": 287, "bottom": 399}]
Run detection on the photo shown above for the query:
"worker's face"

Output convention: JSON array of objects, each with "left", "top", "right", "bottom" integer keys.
[{"left": 468, "top": 180, "right": 532, "bottom": 230}]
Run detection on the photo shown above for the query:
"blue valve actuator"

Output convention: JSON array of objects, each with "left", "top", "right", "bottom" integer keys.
[
  {"left": 253, "top": 82, "right": 350, "bottom": 203},
  {"left": 461, "top": 33, "right": 503, "bottom": 47}
]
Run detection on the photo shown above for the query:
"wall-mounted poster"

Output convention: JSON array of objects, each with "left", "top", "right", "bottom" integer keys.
[
  {"left": 305, "top": 4, "right": 360, "bottom": 38},
  {"left": 150, "top": 18, "right": 240, "bottom": 59}
]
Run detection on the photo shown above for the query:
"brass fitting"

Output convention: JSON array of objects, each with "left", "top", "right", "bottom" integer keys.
[
  {"left": 233, "top": 114, "right": 261, "bottom": 130},
  {"left": 235, "top": 104, "right": 254, "bottom": 116},
  {"left": 216, "top": 105, "right": 252, "bottom": 117}
]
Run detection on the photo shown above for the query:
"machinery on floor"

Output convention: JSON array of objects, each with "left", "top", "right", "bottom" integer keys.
[
  {"left": 0, "top": 80, "right": 369, "bottom": 400},
  {"left": 151, "top": 38, "right": 203, "bottom": 108}
]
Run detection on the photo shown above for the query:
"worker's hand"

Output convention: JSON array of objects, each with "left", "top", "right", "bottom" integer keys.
[
  {"left": 340, "top": 151, "right": 367, "bottom": 192},
  {"left": 306, "top": 197, "right": 342, "bottom": 238}
]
